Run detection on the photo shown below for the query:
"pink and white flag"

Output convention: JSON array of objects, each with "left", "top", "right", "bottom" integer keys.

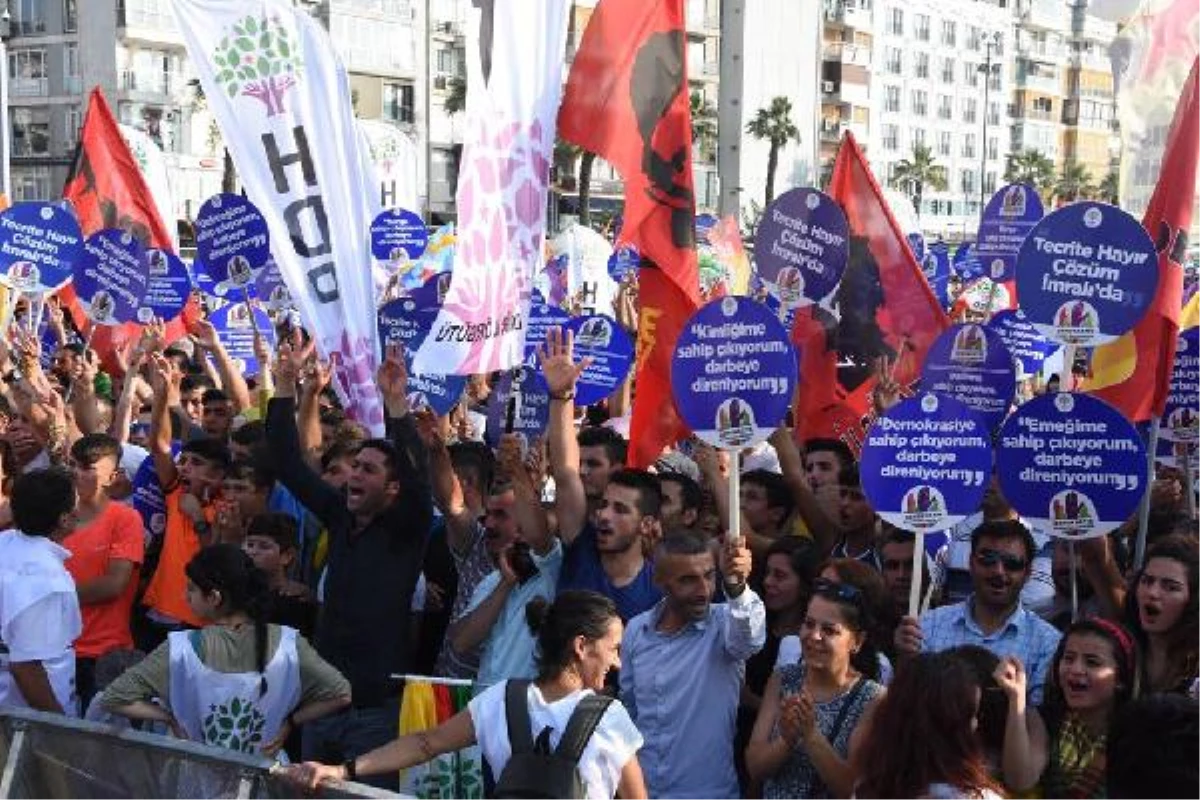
[{"left": 412, "top": 0, "right": 570, "bottom": 376}]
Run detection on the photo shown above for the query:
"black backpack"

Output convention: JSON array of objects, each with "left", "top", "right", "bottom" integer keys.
[{"left": 491, "top": 679, "right": 613, "bottom": 799}]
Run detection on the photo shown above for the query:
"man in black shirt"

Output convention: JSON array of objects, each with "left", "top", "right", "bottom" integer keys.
[{"left": 266, "top": 343, "right": 431, "bottom": 790}]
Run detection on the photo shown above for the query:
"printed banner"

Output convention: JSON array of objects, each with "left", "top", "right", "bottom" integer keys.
[
  {"left": 413, "top": 0, "right": 571, "bottom": 375},
  {"left": 920, "top": 323, "right": 1017, "bottom": 433},
  {"left": 173, "top": 0, "right": 387, "bottom": 432}
]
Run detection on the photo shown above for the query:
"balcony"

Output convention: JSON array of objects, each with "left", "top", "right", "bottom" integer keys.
[
  {"left": 1068, "top": 49, "right": 1112, "bottom": 73},
  {"left": 1019, "top": 0, "right": 1070, "bottom": 30},
  {"left": 10, "top": 19, "right": 47, "bottom": 36},
  {"left": 701, "top": 61, "right": 719, "bottom": 77},
  {"left": 10, "top": 77, "right": 48, "bottom": 98},
  {"left": 823, "top": 0, "right": 871, "bottom": 30},
  {"left": 1016, "top": 70, "right": 1061, "bottom": 94},
  {"left": 64, "top": 76, "right": 83, "bottom": 95},
  {"left": 822, "top": 41, "right": 871, "bottom": 67},
  {"left": 119, "top": 70, "right": 187, "bottom": 98}
]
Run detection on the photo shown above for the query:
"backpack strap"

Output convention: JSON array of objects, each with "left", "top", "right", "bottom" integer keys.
[
  {"left": 504, "top": 680, "right": 536, "bottom": 755},
  {"left": 555, "top": 693, "right": 613, "bottom": 762}
]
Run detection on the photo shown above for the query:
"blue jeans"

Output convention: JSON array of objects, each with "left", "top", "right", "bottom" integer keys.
[{"left": 302, "top": 699, "right": 401, "bottom": 792}]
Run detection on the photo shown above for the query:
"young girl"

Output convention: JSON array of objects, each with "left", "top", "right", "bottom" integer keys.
[
  {"left": 102, "top": 544, "right": 350, "bottom": 758},
  {"left": 997, "top": 617, "right": 1143, "bottom": 798}
]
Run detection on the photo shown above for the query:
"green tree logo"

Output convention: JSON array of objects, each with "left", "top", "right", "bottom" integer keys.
[
  {"left": 212, "top": 14, "right": 302, "bottom": 118},
  {"left": 202, "top": 696, "right": 267, "bottom": 754}
]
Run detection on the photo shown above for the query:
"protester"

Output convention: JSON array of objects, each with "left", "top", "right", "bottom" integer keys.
[
  {"left": 831, "top": 465, "right": 882, "bottom": 570},
  {"left": 0, "top": 468, "right": 81, "bottom": 715},
  {"left": 242, "top": 512, "right": 317, "bottom": 638},
  {"left": 102, "top": 544, "right": 350, "bottom": 757},
  {"left": 853, "top": 652, "right": 1005, "bottom": 799},
  {"left": 816, "top": 558, "right": 895, "bottom": 681},
  {"left": 1107, "top": 693, "right": 1199, "bottom": 798},
  {"left": 746, "top": 577, "right": 886, "bottom": 798},
  {"left": 622, "top": 531, "right": 763, "bottom": 798},
  {"left": 62, "top": 434, "right": 145, "bottom": 709},
  {"left": 1123, "top": 535, "right": 1197, "bottom": 695},
  {"left": 285, "top": 590, "right": 646, "bottom": 799},
  {"left": 894, "top": 519, "right": 1062, "bottom": 704},
  {"left": 657, "top": 471, "right": 703, "bottom": 533},
  {"left": 878, "top": 527, "right": 936, "bottom": 621},
  {"left": 996, "top": 617, "right": 1144, "bottom": 797}
]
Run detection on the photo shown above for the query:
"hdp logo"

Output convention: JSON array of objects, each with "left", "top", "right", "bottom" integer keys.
[
  {"left": 716, "top": 397, "right": 756, "bottom": 448},
  {"left": 1053, "top": 300, "right": 1098, "bottom": 344},
  {"left": 901, "top": 485, "right": 945, "bottom": 530},
  {"left": 213, "top": 14, "right": 303, "bottom": 117},
  {"left": 1050, "top": 489, "right": 1096, "bottom": 535},
  {"left": 950, "top": 324, "right": 987, "bottom": 365}
]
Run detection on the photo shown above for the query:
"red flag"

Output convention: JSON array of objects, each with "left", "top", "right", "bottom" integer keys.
[
  {"left": 1089, "top": 59, "right": 1199, "bottom": 421},
  {"left": 61, "top": 88, "right": 198, "bottom": 372},
  {"left": 804, "top": 132, "right": 948, "bottom": 442},
  {"left": 558, "top": 0, "right": 700, "bottom": 467}
]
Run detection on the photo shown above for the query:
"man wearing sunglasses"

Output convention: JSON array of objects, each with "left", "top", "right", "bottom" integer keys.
[{"left": 894, "top": 519, "right": 1061, "bottom": 704}]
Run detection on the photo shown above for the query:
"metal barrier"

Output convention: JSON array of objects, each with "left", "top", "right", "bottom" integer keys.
[{"left": 0, "top": 708, "right": 401, "bottom": 799}]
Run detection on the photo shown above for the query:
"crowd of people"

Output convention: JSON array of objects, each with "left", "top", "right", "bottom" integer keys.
[{"left": 0, "top": 293, "right": 1195, "bottom": 800}]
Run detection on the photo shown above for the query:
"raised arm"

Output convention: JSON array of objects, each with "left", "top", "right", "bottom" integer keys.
[
  {"left": 190, "top": 318, "right": 252, "bottom": 412},
  {"left": 498, "top": 432, "right": 551, "bottom": 555},
  {"left": 378, "top": 344, "right": 433, "bottom": 534},
  {"left": 539, "top": 326, "right": 592, "bottom": 545},
  {"left": 147, "top": 353, "right": 181, "bottom": 490},
  {"left": 296, "top": 347, "right": 329, "bottom": 465},
  {"left": 416, "top": 409, "right": 476, "bottom": 555},
  {"left": 769, "top": 426, "right": 840, "bottom": 557}
]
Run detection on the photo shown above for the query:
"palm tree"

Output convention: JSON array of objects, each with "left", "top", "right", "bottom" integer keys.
[
  {"left": 1004, "top": 149, "right": 1056, "bottom": 202},
  {"left": 189, "top": 78, "right": 237, "bottom": 194},
  {"left": 746, "top": 96, "right": 801, "bottom": 206},
  {"left": 1097, "top": 170, "right": 1120, "bottom": 204},
  {"left": 890, "top": 143, "right": 946, "bottom": 214},
  {"left": 1054, "top": 161, "right": 1095, "bottom": 203},
  {"left": 577, "top": 151, "right": 597, "bottom": 226},
  {"left": 690, "top": 91, "right": 717, "bottom": 162},
  {"left": 444, "top": 76, "right": 467, "bottom": 116}
]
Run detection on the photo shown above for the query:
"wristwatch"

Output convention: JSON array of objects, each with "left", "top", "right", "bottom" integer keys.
[{"left": 342, "top": 758, "right": 358, "bottom": 782}]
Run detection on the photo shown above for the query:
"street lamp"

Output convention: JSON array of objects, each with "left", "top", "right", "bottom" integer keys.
[
  {"left": 1, "top": 0, "right": 11, "bottom": 201},
  {"left": 977, "top": 31, "right": 1000, "bottom": 229}
]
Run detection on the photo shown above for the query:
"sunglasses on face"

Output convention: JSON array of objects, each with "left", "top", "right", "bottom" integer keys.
[
  {"left": 975, "top": 548, "right": 1027, "bottom": 572},
  {"left": 812, "top": 577, "right": 863, "bottom": 606}
]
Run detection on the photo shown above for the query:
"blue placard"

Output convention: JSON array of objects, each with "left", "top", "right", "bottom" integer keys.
[
  {"left": 671, "top": 296, "right": 797, "bottom": 449},
  {"left": 410, "top": 271, "right": 451, "bottom": 313},
  {"left": 523, "top": 303, "right": 572, "bottom": 367},
  {"left": 859, "top": 392, "right": 992, "bottom": 532},
  {"left": 920, "top": 323, "right": 1017, "bottom": 432},
  {"left": 406, "top": 350, "right": 466, "bottom": 417},
  {"left": 907, "top": 232, "right": 926, "bottom": 263},
  {"left": 141, "top": 249, "right": 192, "bottom": 324},
  {"left": 207, "top": 303, "right": 275, "bottom": 376},
  {"left": 752, "top": 188, "right": 849, "bottom": 307},
  {"left": 132, "top": 450, "right": 174, "bottom": 541},
  {"left": 1015, "top": 202, "right": 1158, "bottom": 347},
  {"left": 987, "top": 309, "right": 1060, "bottom": 375},
  {"left": 922, "top": 241, "right": 952, "bottom": 309},
  {"left": 253, "top": 259, "right": 294, "bottom": 312},
  {"left": 188, "top": 258, "right": 221, "bottom": 298},
  {"left": 953, "top": 242, "right": 984, "bottom": 281},
  {"left": 976, "top": 183, "right": 1044, "bottom": 283},
  {"left": 0, "top": 202, "right": 83, "bottom": 292},
  {"left": 485, "top": 366, "right": 551, "bottom": 447},
  {"left": 378, "top": 297, "right": 436, "bottom": 353},
  {"left": 1162, "top": 327, "right": 1199, "bottom": 443},
  {"left": 75, "top": 230, "right": 149, "bottom": 325},
  {"left": 1155, "top": 437, "right": 1198, "bottom": 473},
  {"left": 996, "top": 392, "right": 1147, "bottom": 540},
  {"left": 194, "top": 193, "right": 270, "bottom": 288},
  {"left": 565, "top": 314, "right": 634, "bottom": 407},
  {"left": 371, "top": 208, "right": 428, "bottom": 262},
  {"left": 607, "top": 245, "right": 640, "bottom": 282}
]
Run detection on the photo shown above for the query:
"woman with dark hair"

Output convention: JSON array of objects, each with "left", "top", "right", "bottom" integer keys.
[
  {"left": 102, "top": 544, "right": 350, "bottom": 757},
  {"left": 996, "top": 617, "right": 1144, "bottom": 798},
  {"left": 853, "top": 652, "right": 1005, "bottom": 799},
  {"left": 1124, "top": 535, "right": 1197, "bottom": 695},
  {"left": 812, "top": 558, "right": 894, "bottom": 682},
  {"left": 746, "top": 578, "right": 886, "bottom": 798},
  {"left": 286, "top": 590, "right": 647, "bottom": 798}
]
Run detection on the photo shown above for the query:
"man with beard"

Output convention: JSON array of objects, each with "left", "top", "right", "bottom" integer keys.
[
  {"left": 894, "top": 519, "right": 1061, "bottom": 704},
  {"left": 620, "top": 531, "right": 763, "bottom": 797},
  {"left": 541, "top": 327, "right": 663, "bottom": 622}
]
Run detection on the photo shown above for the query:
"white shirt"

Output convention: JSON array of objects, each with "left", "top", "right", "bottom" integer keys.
[
  {"left": 0, "top": 530, "right": 82, "bottom": 715},
  {"left": 468, "top": 680, "right": 642, "bottom": 800}
]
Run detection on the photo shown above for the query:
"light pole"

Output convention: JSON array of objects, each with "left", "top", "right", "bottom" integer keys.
[
  {"left": 1, "top": 0, "right": 10, "bottom": 201},
  {"left": 977, "top": 32, "right": 1000, "bottom": 227}
]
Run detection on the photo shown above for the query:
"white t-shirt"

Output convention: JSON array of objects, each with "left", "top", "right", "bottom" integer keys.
[
  {"left": 467, "top": 680, "right": 643, "bottom": 800},
  {"left": 0, "top": 530, "right": 82, "bottom": 715}
]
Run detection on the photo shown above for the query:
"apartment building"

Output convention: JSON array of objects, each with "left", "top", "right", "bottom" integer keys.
[
  {"left": 1061, "top": 1, "right": 1118, "bottom": 188},
  {"left": 819, "top": 0, "right": 872, "bottom": 179}
]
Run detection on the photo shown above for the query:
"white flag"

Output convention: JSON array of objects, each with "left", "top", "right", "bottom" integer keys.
[
  {"left": 119, "top": 124, "right": 178, "bottom": 251},
  {"left": 172, "top": 0, "right": 384, "bottom": 433},
  {"left": 412, "top": 0, "right": 570, "bottom": 376}
]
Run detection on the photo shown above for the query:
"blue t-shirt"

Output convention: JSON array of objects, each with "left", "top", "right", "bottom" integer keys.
[{"left": 558, "top": 524, "right": 662, "bottom": 622}]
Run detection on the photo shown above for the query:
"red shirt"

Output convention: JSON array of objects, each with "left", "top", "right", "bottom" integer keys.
[{"left": 63, "top": 502, "right": 144, "bottom": 658}]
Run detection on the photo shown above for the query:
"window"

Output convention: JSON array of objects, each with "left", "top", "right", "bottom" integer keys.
[
  {"left": 965, "top": 61, "right": 978, "bottom": 87},
  {"left": 941, "top": 58, "right": 955, "bottom": 83},
  {"left": 9, "top": 50, "right": 47, "bottom": 97},
  {"left": 915, "top": 14, "right": 930, "bottom": 41},
  {"left": 883, "top": 123, "right": 899, "bottom": 150},
  {"left": 12, "top": 166, "right": 51, "bottom": 201},
  {"left": 10, "top": 0, "right": 44, "bottom": 35},
  {"left": 967, "top": 25, "right": 980, "bottom": 50},
  {"left": 914, "top": 52, "right": 929, "bottom": 79},
  {"left": 383, "top": 82, "right": 415, "bottom": 124},
  {"left": 63, "top": 106, "right": 82, "bottom": 149},
  {"left": 912, "top": 128, "right": 926, "bottom": 147},
  {"left": 988, "top": 102, "right": 1001, "bottom": 125},
  {"left": 938, "top": 95, "right": 952, "bottom": 120},
  {"left": 885, "top": 85, "right": 901, "bottom": 112},
  {"left": 963, "top": 97, "right": 977, "bottom": 123},
  {"left": 889, "top": 7, "right": 903, "bottom": 35},
  {"left": 1033, "top": 97, "right": 1053, "bottom": 113},
  {"left": 63, "top": 45, "right": 82, "bottom": 94},
  {"left": 436, "top": 47, "right": 464, "bottom": 78},
  {"left": 938, "top": 130, "right": 952, "bottom": 156},
  {"left": 962, "top": 133, "right": 976, "bottom": 158},
  {"left": 64, "top": 0, "right": 78, "bottom": 31},
  {"left": 987, "top": 136, "right": 998, "bottom": 160},
  {"left": 984, "top": 171, "right": 997, "bottom": 194},
  {"left": 911, "top": 89, "right": 927, "bottom": 116},
  {"left": 989, "top": 71, "right": 1002, "bottom": 92},
  {"left": 941, "top": 20, "right": 957, "bottom": 47},
  {"left": 960, "top": 169, "right": 976, "bottom": 195},
  {"left": 11, "top": 108, "right": 51, "bottom": 157},
  {"left": 885, "top": 47, "right": 902, "bottom": 74}
]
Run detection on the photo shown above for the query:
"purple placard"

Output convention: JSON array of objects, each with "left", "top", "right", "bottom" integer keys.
[{"left": 752, "top": 188, "right": 849, "bottom": 307}]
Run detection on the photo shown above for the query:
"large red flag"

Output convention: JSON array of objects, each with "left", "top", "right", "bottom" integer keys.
[
  {"left": 1089, "top": 58, "right": 1199, "bottom": 420},
  {"left": 61, "top": 88, "right": 198, "bottom": 371},
  {"left": 558, "top": 0, "right": 700, "bottom": 467},
  {"left": 800, "top": 132, "right": 948, "bottom": 444}
]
